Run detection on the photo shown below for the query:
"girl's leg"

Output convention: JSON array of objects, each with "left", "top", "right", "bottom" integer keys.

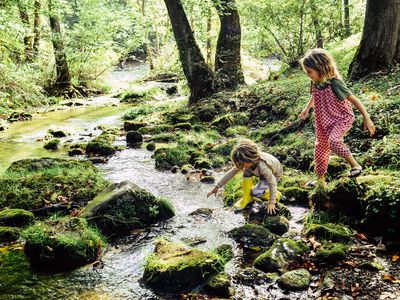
[
  {"left": 328, "top": 122, "right": 361, "bottom": 169},
  {"left": 314, "top": 131, "right": 330, "bottom": 182}
]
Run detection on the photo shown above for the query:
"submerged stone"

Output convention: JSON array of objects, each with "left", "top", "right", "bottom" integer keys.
[
  {"left": 143, "top": 240, "right": 225, "bottom": 293},
  {"left": 44, "top": 139, "right": 60, "bottom": 150},
  {"left": 22, "top": 217, "right": 103, "bottom": 270},
  {"left": 229, "top": 224, "right": 277, "bottom": 250},
  {"left": 204, "top": 272, "right": 233, "bottom": 298},
  {"left": 233, "top": 267, "right": 277, "bottom": 285},
  {"left": 277, "top": 268, "right": 311, "bottom": 290},
  {"left": 126, "top": 130, "right": 143, "bottom": 144},
  {"left": 79, "top": 181, "right": 174, "bottom": 236}
]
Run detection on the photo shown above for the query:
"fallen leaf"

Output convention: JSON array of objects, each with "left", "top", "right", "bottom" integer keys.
[
  {"left": 343, "top": 260, "right": 357, "bottom": 268},
  {"left": 392, "top": 255, "right": 399, "bottom": 262},
  {"left": 309, "top": 235, "right": 322, "bottom": 250},
  {"left": 356, "top": 232, "right": 368, "bottom": 242},
  {"left": 383, "top": 274, "right": 400, "bottom": 283},
  {"left": 370, "top": 94, "right": 379, "bottom": 101}
]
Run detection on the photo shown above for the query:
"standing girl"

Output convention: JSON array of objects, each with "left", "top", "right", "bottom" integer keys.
[
  {"left": 299, "top": 48, "right": 375, "bottom": 184},
  {"left": 207, "top": 139, "right": 283, "bottom": 214}
]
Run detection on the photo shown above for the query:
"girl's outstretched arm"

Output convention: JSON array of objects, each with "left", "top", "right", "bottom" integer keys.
[
  {"left": 347, "top": 95, "right": 376, "bottom": 137},
  {"left": 299, "top": 96, "right": 314, "bottom": 120}
]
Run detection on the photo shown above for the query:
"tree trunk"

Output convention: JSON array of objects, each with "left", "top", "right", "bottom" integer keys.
[
  {"left": 310, "top": 0, "right": 323, "bottom": 48},
  {"left": 164, "top": 0, "right": 214, "bottom": 104},
  {"left": 17, "top": 1, "right": 33, "bottom": 62},
  {"left": 48, "top": 0, "right": 72, "bottom": 90},
  {"left": 214, "top": 0, "right": 244, "bottom": 90},
  {"left": 33, "top": 0, "right": 41, "bottom": 57},
  {"left": 343, "top": 0, "right": 351, "bottom": 37},
  {"left": 348, "top": 0, "right": 400, "bottom": 81},
  {"left": 206, "top": 8, "right": 212, "bottom": 66},
  {"left": 142, "top": 0, "right": 154, "bottom": 70}
]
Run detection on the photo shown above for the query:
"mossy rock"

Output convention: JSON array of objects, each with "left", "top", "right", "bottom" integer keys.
[
  {"left": 146, "top": 142, "right": 156, "bottom": 151},
  {"left": 262, "top": 215, "right": 289, "bottom": 236},
  {"left": 194, "top": 158, "right": 212, "bottom": 169},
  {"left": 143, "top": 240, "right": 225, "bottom": 293},
  {"left": 44, "top": 139, "right": 60, "bottom": 150},
  {"left": 48, "top": 129, "right": 68, "bottom": 138},
  {"left": 277, "top": 268, "right": 311, "bottom": 291},
  {"left": 233, "top": 267, "right": 278, "bottom": 285},
  {"left": 21, "top": 217, "right": 103, "bottom": 270},
  {"left": 79, "top": 181, "right": 174, "bottom": 236},
  {"left": 138, "top": 124, "right": 173, "bottom": 135},
  {"left": 0, "top": 226, "right": 20, "bottom": 242},
  {"left": 326, "top": 156, "right": 348, "bottom": 179},
  {"left": 248, "top": 202, "right": 292, "bottom": 223},
  {"left": 229, "top": 224, "right": 277, "bottom": 250},
  {"left": 211, "top": 113, "right": 249, "bottom": 130},
  {"left": 0, "top": 209, "right": 34, "bottom": 227},
  {"left": 0, "top": 158, "right": 108, "bottom": 211},
  {"left": 200, "top": 176, "right": 215, "bottom": 184},
  {"left": 304, "top": 223, "right": 353, "bottom": 242},
  {"left": 204, "top": 272, "right": 233, "bottom": 298},
  {"left": 362, "top": 135, "right": 400, "bottom": 170},
  {"left": 123, "top": 121, "right": 147, "bottom": 132},
  {"left": 126, "top": 130, "right": 143, "bottom": 144},
  {"left": 86, "top": 133, "right": 116, "bottom": 156},
  {"left": 209, "top": 139, "right": 238, "bottom": 157},
  {"left": 150, "top": 132, "right": 179, "bottom": 143},
  {"left": 6, "top": 157, "right": 91, "bottom": 173},
  {"left": 214, "top": 244, "right": 234, "bottom": 262},
  {"left": 281, "top": 186, "right": 309, "bottom": 205},
  {"left": 328, "top": 177, "right": 363, "bottom": 216},
  {"left": 152, "top": 147, "right": 190, "bottom": 170},
  {"left": 225, "top": 126, "right": 249, "bottom": 137},
  {"left": 254, "top": 238, "right": 309, "bottom": 273},
  {"left": 315, "top": 242, "right": 348, "bottom": 264},
  {"left": 174, "top": 122, "right": 192, "bottom": 130}
]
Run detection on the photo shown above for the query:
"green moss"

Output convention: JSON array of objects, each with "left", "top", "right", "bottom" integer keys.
[
  {"left": 150, "top": 132, "right": 180, "bottom": 143},
  {"left": 262, "top": 216, "right": 289, "bottom": 236},
  {"left": 225, "top": 125, "right": 249, "bottom": 137},
  {"left": 0, "top": 226, "right": 20, "bottom": 242},
  {"left": 138, "top": 124, "right": 173, "bottom": 135},
  {"left": 223, "top": 173, "right": 243, "bottom": 206},
  {"left": 174, "top": 122, "right": 192, "bottom": 130},
  {"left": 278, "top": 268, "right": 311, "bottom": 291},
  {"left": 123, "top": 121, "right": 148, "bottom": 131},
  {"left": 143, "top": 240, "right": 225, "bottom": 292},
  {"left": 44, "top": 139, "right": 60, "bottom": 150},
  {"left": 119, "top": 86, "right": 161, "bottom": 103},
  {"left": 0, "top": 159, "right": 108, "bottom": 210},
  {"left": 209, "top": 139, "right": 238, "bottom": 157},
  {"left": 86, "top": 132, "right": 117, "bottom": 156},
  {"left": 315, "top": 243, "right": 348, "bottom": 263},
  {"left": 304, "top": 223, "right": 353, "bottom": 242},
  {"left": 229, "top": 224, "right": 277, "bottom": 249},
  {"left": 211, "top": 112, "right": 249, "bottom": 130},
  {"left": 152, "top": 146, "right": 191, "bottom": 170},
  {"left": 254, "top": 238, "right": 309, "bottom": 273},
  {"left": 0, "top": 209, "right": 34, "bottom": 227},
  {"left": 21, "top": 217, "right": 104, "bottom": 270}
]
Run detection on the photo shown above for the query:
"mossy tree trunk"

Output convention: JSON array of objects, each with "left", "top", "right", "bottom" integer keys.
[
  {"left": 33, "top": 0, "right": 41, "bottom": 58},
  {"left": 142, "top": 0, "right": 154, "bottom": 70},
  {"left": 348, "top": 0, "right": 400, "bottom": 81},
  {"left": 214, "top": 0, "right": 244, "bottom": 90},
  {"left": 17, "top": 1, "right": 33, "bottom": 62},
  {"left": 48, "top": 0, "right": 71, "bottom": 90},
  {"left": 164, "top": 0, "right": 214, "bottom": 105}
]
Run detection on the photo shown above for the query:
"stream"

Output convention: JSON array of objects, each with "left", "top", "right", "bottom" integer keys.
[{"left": 0, "top": 65, "right": 310, "bottom": 300}]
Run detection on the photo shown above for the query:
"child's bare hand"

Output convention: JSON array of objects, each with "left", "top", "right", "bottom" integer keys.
[
  {"left": 266, "top": 203, "right": 277, "bottom": 214},
  {"left": 299, "top": 108, "right": 309, "bottom": 120},
  {"left": 364, "top": 117, "right": 376, "bottom": 137},
  {"left": 207, "top": 186, "right": 219, "bottom": 198}
]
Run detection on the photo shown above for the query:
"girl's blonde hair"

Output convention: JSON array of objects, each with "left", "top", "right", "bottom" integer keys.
[
  {"left": 231, "top": 139, "right": 261, "bottom": 168},
  {"left": 300, "top": 48, "right": 342, "bottom": 82}
]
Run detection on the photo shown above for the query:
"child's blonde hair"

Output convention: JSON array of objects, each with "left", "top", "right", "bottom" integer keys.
[
  {"left": 300, "top": 48, "right": 342, "bottom": 82},
  {"left": 231, "top": 139, "right": 261, "bottom": 168}
]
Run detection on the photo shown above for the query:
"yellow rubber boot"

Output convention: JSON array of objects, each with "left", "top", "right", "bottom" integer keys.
[
  {"left": 262, "top": 190, "right": 282, "bottom": 203},
  {"left": 234, "top": 177, "right": 254, "bottom": 210}
]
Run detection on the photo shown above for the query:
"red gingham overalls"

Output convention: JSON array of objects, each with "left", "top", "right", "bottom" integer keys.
[{"left": 312, "top": 83, "right": 354, "bottom": 175}]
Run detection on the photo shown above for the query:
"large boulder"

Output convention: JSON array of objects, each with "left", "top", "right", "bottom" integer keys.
[
  {"left": 0, "top": 226, "right": 20, "bottom": 243},
  {"left": 21, "top": 217, "right": 103, "bottom": 270},
  {"left": 304, "top": 223, "right": 353, "bottom": 242},
  {"left": 254, "top": 238, "right": 309, "bottom": 273},
  {"left": 79, "top": 181, "right": 174, "bottom": 236},
  {"left": 143, "top": 240, "right": 227, "bottom": 293}
]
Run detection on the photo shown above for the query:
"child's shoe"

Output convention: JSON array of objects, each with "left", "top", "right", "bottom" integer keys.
[{"left": 234, "top": 177, "right": 254, "bottom": 210}]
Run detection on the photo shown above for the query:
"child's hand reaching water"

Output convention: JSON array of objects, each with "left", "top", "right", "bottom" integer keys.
[
  {"left": 266, "top": 203, "right": 276, "bottom": 214},
  {"left": 207, "top": 186, "right": 219, "bottom": 198}
]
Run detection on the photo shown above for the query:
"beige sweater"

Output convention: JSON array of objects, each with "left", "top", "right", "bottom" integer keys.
[{"left": 216, "top": 152, "right": 283, "bottom": 203}]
